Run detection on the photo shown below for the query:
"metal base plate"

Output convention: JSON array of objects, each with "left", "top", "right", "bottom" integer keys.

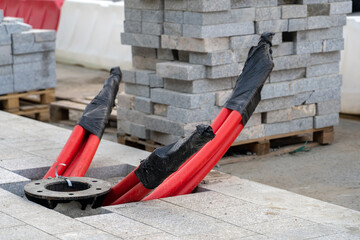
[{"left": 24, "top": 177, "right": 112, "bottom": 210}]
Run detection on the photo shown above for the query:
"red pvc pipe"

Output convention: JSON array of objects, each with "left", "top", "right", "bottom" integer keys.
[
  {"left": 62, "top": 134, "right": 100, "bottom": 177},
  {"left": 101, "top": 169, "right": 140, "bottom": 206},
  {"left": 62, "top": 133, "right": 89, "bottom": 177},
  {"left": 144, "top": 111, "right": 242, "bottom": 201},
  {"left": 110, "top": 183, "right": 151, "bottom": 205},
  {"left": 43, "top": 125, "right": 86, "bottom": 178},
  {"left": 173, "top": 123, "right": 244, "bottom": 196}
]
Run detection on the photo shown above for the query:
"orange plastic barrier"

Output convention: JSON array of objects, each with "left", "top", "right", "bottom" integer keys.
[{"left": 0, "top": 0, "right": 64, "bottom": 30}]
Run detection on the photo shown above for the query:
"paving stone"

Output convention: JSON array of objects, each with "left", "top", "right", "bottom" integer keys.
[
  {"left": 161, "top": 35, "right": 229, "bottom": 52},
  {"left": 164, "top": 78, "right": 232, "bottom": 94},
  {"left": 125, "top": 8, "right": 142, "bottom": 21},
  {"left": 164, "top": 10, "right": 184, "bottom": 23},
  {"left": 270, "top": 68, "right": 306, "bottom": 83},
  {"left": 187, "top": 0, "right": 231, "bottom": 12},
  {"left": 122, "top": 69, "right": 136, "bottom": 84},
  {"left": 136, "top": 69, "right": 154, "bottom": 85},
  {"left": 156, "top": 61, "right": 206, "bottom": 80},
  {"left": 307, "top": 3, "right": 330, "bottom": 16},
  {"left": 121, "top": 33, "right": 160, "bottom": 48},
  {"left": 295, "top": 75, "right": 342, "bottom": 93},
  {"left": 150, "top": 131, "right": 180, "bottom": 145},
  {"left": 261, "top": 81, "right": 296, "bottom": 99},
  {"left": 296, "top": 27, "right": 343, "bottom": 42},
  {"left": 296, "top": 41, "right": 323, "bottom": 54},
  {"left": 256, "top": 7, "right": 281, "bottom": 21},
  {"left": 263, "top": 108, "right": 292, "bottom": 124},
  {"left": 206, "top": 63, "right": 241, "bottom": 79},
  {"left": 167, "top": 106, "right": 219, "bottom": 123},
  {"left": 32, "top": 29, "right": 56, "bottom": 42},
  {"left": 273, "top": 54, "right": 309, "bottom": 71},
  {"left": 255, "top": 96, "right": 295, "bottom": 113},
  {"left": 292, "top": 104, "right": 316, "bottom": 119},
  {"left": 4, "top": 22, "right": 32, "bottom": 34},
  {"left": 134, "top": 96, "right": 153, "bottom": 114},
  {"left": 245, "top": 113, "right": 262, "bottom": 127},
  {"left": 12, "top": 40, "right": 55, "bottom": 55},
  {"left": 307, "top": 16, "right": 332, "bottom": 30},
  {"left": 236, "top": 124, "right": 265, "bottom": 141},
  {"left": 314, "top": 113, "right": 339, "bottom": 128},
  {"left": 316, "top": 99, "right": 341, "bottom": 116},
  {"left": 288, "top": 18, "right": 307, "bottom": 32},
  {"left": 183, "top": 22, "right": 254, "bottom": 38},
  {"left": 165, "top": 0, "right": 187, "bottom": 11},
  {"left": 151, "top": 88, "right": 215, "bottom": 109},
  {"left": 230, "top": 34, "right": 259, "bottom": 50},
  {"left": 295, "top": 88, "right": 341, "bottom": 106},
  {"left": 306, "top": 62, "right": 339, "bottom": 78},
  {"left": 330, "top": 1, "right": 352, "bottom": 15},
  {"left": 0, "top": 75, "right": 14, "bottom": 95},
  {"left": 124, "top": 0, "right": 164, "bottom": 10},
  {"left": 215, "top": 89, "right": 232, "bottom": 107},
  {"left": 118, "top": 107, "right": 148, "bottom": 125},
  {"left": 310, "top": 51, "right": 341, "bottom": 65},
  {"left": 163, "top": 22, "right": 182, "bottom": 36},
  {"left": 291, "top": 117, "right": 314, "bottom": 132},
  {"left": 189, "top": 50, "right": 234, "bottom": 66},
  {"left": 255, "top": 19, "right": 288, "bottom": 33},
  {"left": 0, "top": 225, "right": 58, "bottom": 240},
  {"left": 124, "top": 21, "right": 142, "bottom": 33},
  {"left": 117, "top": 119, "right": 131, "bottom": 136},
  {"left": 130, "top": 122, "right": 149, "bottom": 139},
  {"left": 142, "top": 10, "right": 164, "bottom": 23},
  {"left": 272, "top": 42, "right": 295, "bottom": 57},
  {"left": 323, "top": 38, "right": 344, "bottom": 52},
  {"left": 330, "top": 14, "right": 347, "bottom": 27},
  {"left": 13, "top": 51, "right": 55, "bottom": 64},
  {"left": 149, "top": 74, "right": 164, "bottom": 87},
  {"left": 0, "top": 212, "right": 25, "bottom": 229},
  {"left": 233, "top": 48, "right": 249, "bottom": 63},
  {"left": 153, "top": 103, "right": 168, "bottom": 117},
  {"left": 132, "top": 46, "right": 157, "bottom": 58},
  {"left": 231, "top": 0, "right": 278, "bottom": 8},
  {"left": 282, "top": 5, "right": 307, "bottom": 19},
  {"left": 132, "top": 55, "right": 159, "bottom": 71},
  {"left": 125, "top": 83, "right": 150, "bottom": 97},
  {"left": 56, "top": 229, "right": 120, "bottom": 240},
  {"left": 145, "top": 115, "right": 185, "bottom": 135}
]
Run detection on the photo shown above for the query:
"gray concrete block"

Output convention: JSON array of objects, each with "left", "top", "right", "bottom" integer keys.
[
  {"left": 132, "top": 55, "right": 159, "bottom": 70},
  {"left": 233, "top": 48, "right": 249, "bottom": 63},
  {"left": 183, "top": 22, "right": 254, "bottom": 38},
  {"left": 124, "top": 21, "right": 142, "bottom": 33},
  {"left": 153, "top": 103, "right": 168, "bottom": 117},
  {"left": 314, "top": 113, "right": 339, "bottom": 128},
  {"left": 272, "top": 42, "right": 295, "bottom": 57},
  {"left": 256, "top": 7, "right": 281, "bottom": 21},
  {"left": 121, "top": 33, "right": 160, "bottom": 48},
  {"left": 188, "top": 0, "right": 231, "bottom": 12},
  {"left": 164, "top": 0, "right": 187, "bottom": 10},
  {"left": 167, "top": 106, "right": 219, "bottom": 123},
  {"left": 295, "top": 88, "right": 341, "bottom": 105},
  {"left": 161, "top": 35, "right": 229, "bottom": 52},
  {"left": 306, "top": 63, "right": 339, "bottom": 78},
  {"left": 150, "top": 131, "right": 180, "bottom": 145},
  {"left": 294, "top": 74, "right": 342, "bottom": 93},
  {"left": 296, "top": 27, "right": 343, "bottom": 42},
  {"left": 12, "top": 41, "right": 55, "bottom": 55},
  {"left": 282, "top": 5, "right": 307, "bottom": 19},
  {"left": 165, "top": 10, "right": 184, "bottom": 23},
  {"left": 117, "top": 107, "right": 148, "bottom": 125},
  {"left": 298, "top": 0, "right": 328, "bottom": 4},
  {"left": 117, "top": 119, "right": 131, "bottom": 135},
  {"left": 273, "top": 54, "right": 309, "bottom": 71},
  {"left": 142, "top": 10, "right": 164, "bottom": 23},
  {"left": 142, "top": 22, "right": 163, "bottom": 35},
  {"left": 164, "top": 78, "right": 232, "bottom": 94},
  {"left": 189, "top": 50, "right": 234, "bottom": 66},
  {"left": 117, "top": 93, "right": 135, "bottom": 110},
  {"left": 292, "top": 104, "right": 316, "bottom": 119},
  {"left": 122, "top": 69, "right": 136, "bottom": 83},
  {"left": 136, "top": 70, "right": 154, "bottom": 85},
  {"left": 236, "top": 124, "right": 265, "bottom": 141},
  {"left": 124, "top": 82, "right": 150, "bottom": 97},
  {"left": 316, "top": 99, "right": 341, "bottom": 116},
  {"left": 3, "top": 16, "right": 24, "bottom": 23},
  {"left": 255, "top": 96, "right": 295, "bottom": 113},
  {"left": 129, "top": 122, "right": 150, "bottom": 139},
  {"left": 245, "top": 113, "right": 262, "bottom": 127},
  {"left": 206, "top": 63, "right": 241, "bottom": 79},
  {"left": 263, "top": 108, "right": 292, "bottom": 124},
  {"left": 215, "top": 89, "right": 232, "bottom": 107},
  {"left": 156, "top": 61, "right": 206, "bottom": 80},
  {"left": 125, "top": 8, "right": 141, "bottom": 21},
  {"left": 13, "top": 51, "right": 55, "bottom": 64},
  {"left": 0, "top": 75, "right": 14, "bottom": 95},
  {"left": 323, "top": 38, "right": 344, "bottom": 52},
  {"left": 178, "top": 51, "right": 190, "bottom": 62},
  {"left": 151, "top": 88, "right": 215, "bottom": 109},
  {"left": 32, "top": 29, "right": 56, "bottom": 42},
  {"left": 231, "top": 0, "right": 277, "bottom": 8},
  {"left": 261, "top": 81, "right": 295, "bottom": 100},
  {"left": 149, "top": 74, "right": 164, "bottom": 87},
  {"left": 157, "top": 49, "right": 175, "bottom": 61},
  {"left": 230, "top": 34, "right": 259, "bottom": 50},
  {"left": 307, "top": 3, "right": 330, "bottom": 17},
  {"left": 264, "top": 121, "right": 291, "bottom": 136},
  {"left": 145, "top": 114, "right": 185, "bottom": 135},
  {"left": 134, "top": 96, "right": 153, "bottom": 114},
  {"left": 296, "top": 41, "right": 323, "bottom": 54},
  {"left": 330, "top": 14, "right": 347, "bottom": 27},
  {"left": 307, "top": 16, "right": 332, "bottom": 30},
  {"left": 272, "top": 32, "right": 282, "bottom": 46},
  {"left": 164, "top": 22, "right": 182, "bottom": 36},
  {"left": 291, "top": 117, "right": 313, "bottom": 132},
  {"left": 256, "top": 19, "right": 288, "bottom": 33},
  {"left": 330, "top": 1, "right": 352, "bottom": 15},
  {"left": 11, "top": 31, "right": 34, "bottom": 46},
  {"left": 124, "top": 0, "right": 164, "bottom": 10},
  {"left": 4, "top": 22, "right": 31, "bottom": 34},
  {"left": 0, "top": 9, "right": 3, "bottom": 23},
  {"left": 0, "top": 65, "right": 12, "bottom": 76},
  {"left": 132, "top": 46, "right": 157, "bottom": 58},
  {"left": 288, "top": 18, "right": 307, "bottom": 32},
  {"left": 310, "top": 51, "right": 341, "bottom": 65},
  {"left": 0, "top": 46, "right": 12, "bottom": 65}
]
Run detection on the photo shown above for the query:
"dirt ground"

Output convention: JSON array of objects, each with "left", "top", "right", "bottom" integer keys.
[{"left": 55, "top": 63, "right": 360, "bottom": 212}]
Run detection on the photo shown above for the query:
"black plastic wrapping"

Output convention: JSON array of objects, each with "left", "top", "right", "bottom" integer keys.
[
  {"left": 224, "top": 32, "right": 275, "bottom": 126},
  {"left": 135, "top": 125, "right": 215, "bottom": 189},
  {"left": 78, "top": 67, "right": 122, "bottom": 139}
]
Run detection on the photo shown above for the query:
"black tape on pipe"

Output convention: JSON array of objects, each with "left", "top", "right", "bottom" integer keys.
[
  {"left": 78, "top": 67, "right": 122, "bottom": 139},
  {"left": 224, "top": 32, "right": 275, "bottom": 126},
  {"left": 135, "top": 125, "right": 215, "bottom": 189}
]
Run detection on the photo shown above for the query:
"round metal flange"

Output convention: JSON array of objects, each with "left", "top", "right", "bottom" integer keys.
[{"left": 24, "top": 177, "right": 112, "bottom": 210}]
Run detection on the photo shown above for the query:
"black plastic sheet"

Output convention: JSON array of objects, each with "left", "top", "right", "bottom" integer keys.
[
  {"left": 78, "top": 67, "right": 122, "bottom": 139},
  {"left": 224, "top": 32, "right": 275, "bottom": 126},
  {"left": 135, "top": 125, "right": 215, "bottom": 189}
]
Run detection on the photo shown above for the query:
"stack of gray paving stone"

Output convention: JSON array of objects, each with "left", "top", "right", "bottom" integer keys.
[
  {"left": 0, "top": 10, "right": 56, "bottom": 95},
  {"left": 117, "top": 0, "right": 351, "bottom": 145}
]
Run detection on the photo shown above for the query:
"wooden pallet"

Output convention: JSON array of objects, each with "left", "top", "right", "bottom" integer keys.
[
  {"left": 219, "top": 126, "right": 334, "bottom": 165},
  {"left": 50, "top": 99, "right": 117, "bottom": 126},
  {"left": 117, "top": 134, "right": 162, "bottom": 152},
  {"left": 0, "top": 88, "right": 55, "bottom": 121}
]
